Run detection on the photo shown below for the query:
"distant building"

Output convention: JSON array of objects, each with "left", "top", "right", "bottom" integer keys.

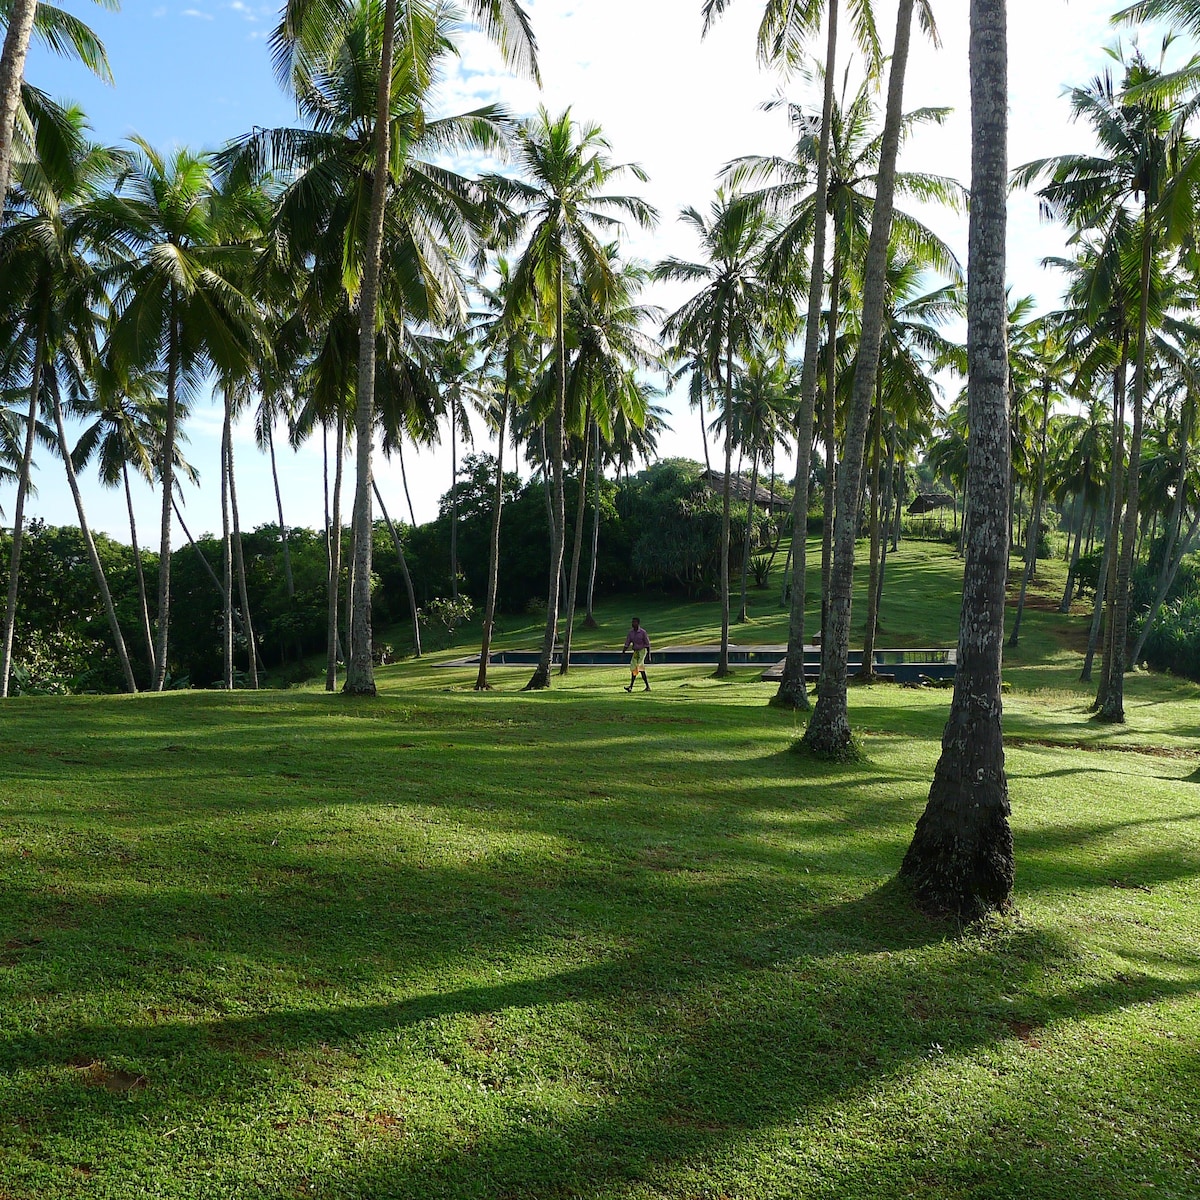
[{"left": 699, "top": 470, "right": 792, "bottom": 513}]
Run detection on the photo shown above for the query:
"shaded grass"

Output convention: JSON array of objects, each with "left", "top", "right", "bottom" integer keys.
[{"left": 1, "top": 541, "right": 1198, "bottom": 1198}]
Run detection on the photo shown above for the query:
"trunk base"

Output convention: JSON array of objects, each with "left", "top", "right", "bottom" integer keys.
[
  {"left": 473, "top": 681, "right": 494, "bottom": 692},
  {"left": 900, "top": 809, "right": 1014, "bottom": 922},
  {"left": 1093, "top": 699, "right": 1126, "bottom": 724},
  {"left": 583, "top": 615, "right": 598, "bottom": 629},
  {"left": 770, "top": 679, "right": 810, "bottom": 711},
  {"left": 523, "top": 667, "right": 551, "bottom": 691},
  {"left": 852, "top": 669, "right": 881, "bottom": 685},
  {"left": 341, "top": 680, "right": 377, "bottom": 698},
  {"left": 801, "top": 696, "right": 856, "bottom": 758}
]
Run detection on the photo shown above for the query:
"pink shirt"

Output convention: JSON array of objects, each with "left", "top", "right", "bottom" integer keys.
[{"left": 623, "top": 627, "right": 651, "bottom": 651}]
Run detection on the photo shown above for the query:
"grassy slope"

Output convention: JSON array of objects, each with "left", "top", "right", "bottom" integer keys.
[{"left": 1, "top": 540, "right": 1198, "bottom": 1199}]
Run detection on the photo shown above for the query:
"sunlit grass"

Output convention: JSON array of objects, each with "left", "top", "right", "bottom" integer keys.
[{"left": 1, "top": 540, "right": 1198, "bottom": 1198}]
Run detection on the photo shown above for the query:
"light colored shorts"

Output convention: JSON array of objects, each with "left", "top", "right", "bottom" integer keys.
[{"left": 631, "top": 649, "right": 647, "bottom": 670}]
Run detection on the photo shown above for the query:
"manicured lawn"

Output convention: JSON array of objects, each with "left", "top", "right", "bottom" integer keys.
[{"left": 2, "top": 541, "right": 1198, "bottom": 1198}]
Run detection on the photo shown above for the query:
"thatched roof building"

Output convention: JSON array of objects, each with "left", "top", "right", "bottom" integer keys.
[{"left": 700, "top": 470, "right": 792, "bottom": 512}]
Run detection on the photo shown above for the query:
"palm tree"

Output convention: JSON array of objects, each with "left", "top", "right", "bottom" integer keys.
[
  {"left": 272, "top": 0, "right": 537, "bottom": 696},
  {"left": 1014, "top": 42, "right": 1200, "bottom": 720},
  {"left": 0, "top": 0, "right": 114, "bottom": 218},
  {"left": 802, "top": 0, "right": 938, "bottom": 755},
  {"left": 95, "top": 139, "right": 261, "bottom": 691},
  {"left": 657, "top": 191, "right": 773, "bottom": 677},
  {"left": 900, "top": 0, "right": 1014, "bottom": 920},
  {"left": 494, "top": 107, "right": 656, "bottom": 691}
]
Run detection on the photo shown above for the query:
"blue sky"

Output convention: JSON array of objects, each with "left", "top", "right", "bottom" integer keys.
[{"left": 16, "top": 0, "right": 1130, "bottom": 545}]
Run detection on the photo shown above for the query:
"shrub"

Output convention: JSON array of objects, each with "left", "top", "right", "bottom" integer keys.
[{"left": 418, "top": 596, "right": 476, "bottom": 650}]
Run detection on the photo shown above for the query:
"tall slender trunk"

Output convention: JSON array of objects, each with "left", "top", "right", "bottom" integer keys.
[
  {"left": 51, "top": 375, "right": 137, "bottom": 694},
  {"left": 538, "top": 424, "right": 567, "bottom": 599},
  {"left": 699, "top": 393, "right": 711, "bottom": 475},
  {"left": 450, "top": 403, "right": 459, "bottom": 602},
  {"left": 1128, "top": 399, "right": 1193, "bottom": 667},
  {"left": 901, "top": 0, "right": 1014, "bottom": 918},
  {"left": 227, "top": 412, "right": 259, "bottom": 688},
  {"left": 859, "top": 384, "right": 885, "bottom": 678},
  {"left": 154, "top": 296, "right": 179, "bottom": 692},
  {"left": 0, "top": 294, "right": 48, "bottom": 697},
  {"left": 584, "top": 418, "right": 602, "bottom": 628},
  {"left": 525, "top": 258, "right": 568, "bottom": 690},
  {"left": 804, "top": 0, "right": 915, "bottom": 754},
  {"left": 221, "top": 398, "right": 235, "bottom": 689},
  {"left": 558, "top": 407, "right": 593, "bottom": 675},
  {"left": 345, "top": 0, "right": 399, "bottom": 697},
  {"left": 0, "top": 0, "right": 38, "bottom": 219},
  {"left": 1097, "top": 211, "right": 1153, "bottom": 722},
  {"left": 893, "top": 455, "right": 904, "bottom": 551},
  {"left": 737, "top": 440, "right": 760, "bottom": 623},
  {"left": 1008, "top": 377, "right": 1050, "bottom": 647},
  {"left": 374, "top": 479, "right": 421, "bottom": 659},
  {"left": 124, "top": 461, "right": 156, "bottom": 678},
  {"left": 266, "top": 416, "right": 294, "bottom": 599},
  {"left": 874, "top": 419, "right": 898, "bottom": 624},
  {"left": 397, "top": 438, "right": 418, "bottom": 526},
  {"left": 717, "top": 327, "right": 735, "bottom": 678},
  {"left": 820, "top": 230, "right": 844, "bottom": 652},
  {"left": 772, "top": 0, "right": 839, "bottom": 710},
  {"left": 326, "top": 412, "right": 345, "bottom": 692},
  {"left": 1059, "top": 492, "right": 1084, "bottom": 612},
  {"left": 475, "top": 382, "right": 509, "bottom": 688}
]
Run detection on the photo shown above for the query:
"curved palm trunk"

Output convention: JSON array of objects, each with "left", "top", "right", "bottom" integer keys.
[
  {"left": 374, "top": 479, "right": 421, "bottom": 660},
  {"left": 397, "top": 438, "right": 418, "bottom": 526},
  {"left": 326, "top": 411, "right": 345, "bottom": 692},
  {"left": 123, "top": 461, "right": 156, "bottom": 677},
  {"left": 716, "top": 332, "right": 735, "bottom": 678},
  {"left": 804, "top": 0, "right": 914, "bottom": 755},
  {"left": 900, "top": 0, "right": 1014, "bottom": 919},
  {"left": 525, "top": 261, "right": 568, "bottom": 691},
  {"left": 266, "top": 417, "right": 295, "bottom": 600},
  {"left": 699, "top": 396, "right": 712, "bottom": 475},
  {"left": 772, "top": 0, "right": 839, "bottom": 709},
  {"left": 475, "top": 384, "right": 509, "bottom": 688},
  {"left": 737, "top": 441, "right": 760, "bottom": 623},
  {"left": 51, "top": 375, "right": 137, "bottom": 694},
  {"left": 221, "top": 400, "right": 235, "bottom": 689},
  {"left": 0, "top": 298, "right": 49, "bottom": 698},
  {"left": 227, "top": 418, "right": 259, "bottom": 689},
  {"left": 873, "top": 419, "right": 899, "bottom": 623},
  {"left": 559, "top": 407, "right": 593, "bottom": 675},
  {"left": 1008, "top": 378, "right": 1051, "bottom": 648},
  {"left": 584, "top": 419, "right": 602, "bottom": 628},
  {"left": 0, "top": 0, "right": 38, "bottom": 219},
  {"left": 345, "top": 0, "right": 400, "bottom": 698}
]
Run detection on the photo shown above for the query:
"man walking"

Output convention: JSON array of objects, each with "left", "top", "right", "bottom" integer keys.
[{"left": 622, "top": 617, "right": 651, "bottom": 693}]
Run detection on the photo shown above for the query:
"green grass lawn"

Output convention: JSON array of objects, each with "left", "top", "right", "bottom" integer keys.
[{"left": 2, "top": 540, "right": 1198, "bottom": 1199}]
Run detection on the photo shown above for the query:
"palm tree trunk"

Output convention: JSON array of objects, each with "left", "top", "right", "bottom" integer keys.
[
  {"left": 859, "top": 386, "right": 885, "bottom": 679},
  {"left": 558, "top": 407, "right": 593, "bottom": 675},
  {"left": 1060, "top": 493, "right": 1084, "bottom": 613},
  {"left": 123, "top": 461, "right": 156, "bottom": 678},
  {"left": 1131, "top": 507, "right": 1200, "bottom": 668},
  {"left": 526, "top": 259, "right": 569, "bottom": 690},
  {"left": 227, "top": 414, "right": 259, "bottom": 689},
  {"left": 474, "top": 383, "right": 509, "bottom": 688},
  {"left": 820, "top": 239, "right": 844, "bottom": 650},
  {"left": 374, "top": 479, "right": 421, "bottom": 659},
  {"left": 266, "top": 416, "right": 294, "bottom": 599},
  {"left": 901, "top": 0, "right": 1014, "bottom": 919},
  {"left": 874, "top": 419, "right": 898, "bottom": 623},
  {"left": 0, "top": 296, "right": 48, "bottom": 698},
  {"left": 717, "top": 326, "right": 735, "bottom": 678},
  {"left": 450, "top": 403, "right": 459, "bottom": 602},
  {"left": 221, "top": 397, "right": 235, "bottom": 689},
  {"left": 51, "top": 375, "right": 137, "bottom": 694},
  {"left": 804, "top": 0, "right": 914, "bottom": 755},
  {"left": 584, "top": 418, "right": 602, "bottom": 628},
  {"left": 699, "top": 394, "right": 711, "bottom": 476},
  {"left": 345, "top": 0, "right": 399, "bottom": 697},
  {"left": 154, "top": 297, "right": 179, "bottom": 692},
  {"left": 397, "top": 438, "right": 418, "bottom": 526},
  {"left": 1008, "top": 378, "right": 1050, "bottom": 647},
  {"left": 772, "top": 0, "right": 838, "bottom": 710},
  {"left": 737, "top": 440, "right": 760, "bottom": 623},
  {"left": 0, "top": 0, "right": 37, "bottom": 220},
  {"left": 326, "top": 411, "right": 345, "bottom": 692}
]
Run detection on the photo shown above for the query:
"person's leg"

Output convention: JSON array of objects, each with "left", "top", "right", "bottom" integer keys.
[{"left": 641, "top": 668, "right": 650, "bottom": 691}]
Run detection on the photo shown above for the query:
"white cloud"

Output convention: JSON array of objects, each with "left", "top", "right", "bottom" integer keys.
[{"left": 181, "top": 7, "right": 214, "bottom": 18}]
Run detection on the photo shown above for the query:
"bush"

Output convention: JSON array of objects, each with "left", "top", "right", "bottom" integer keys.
[{"left": 418, "top": 596, "right": 476, "bottom": 650}]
